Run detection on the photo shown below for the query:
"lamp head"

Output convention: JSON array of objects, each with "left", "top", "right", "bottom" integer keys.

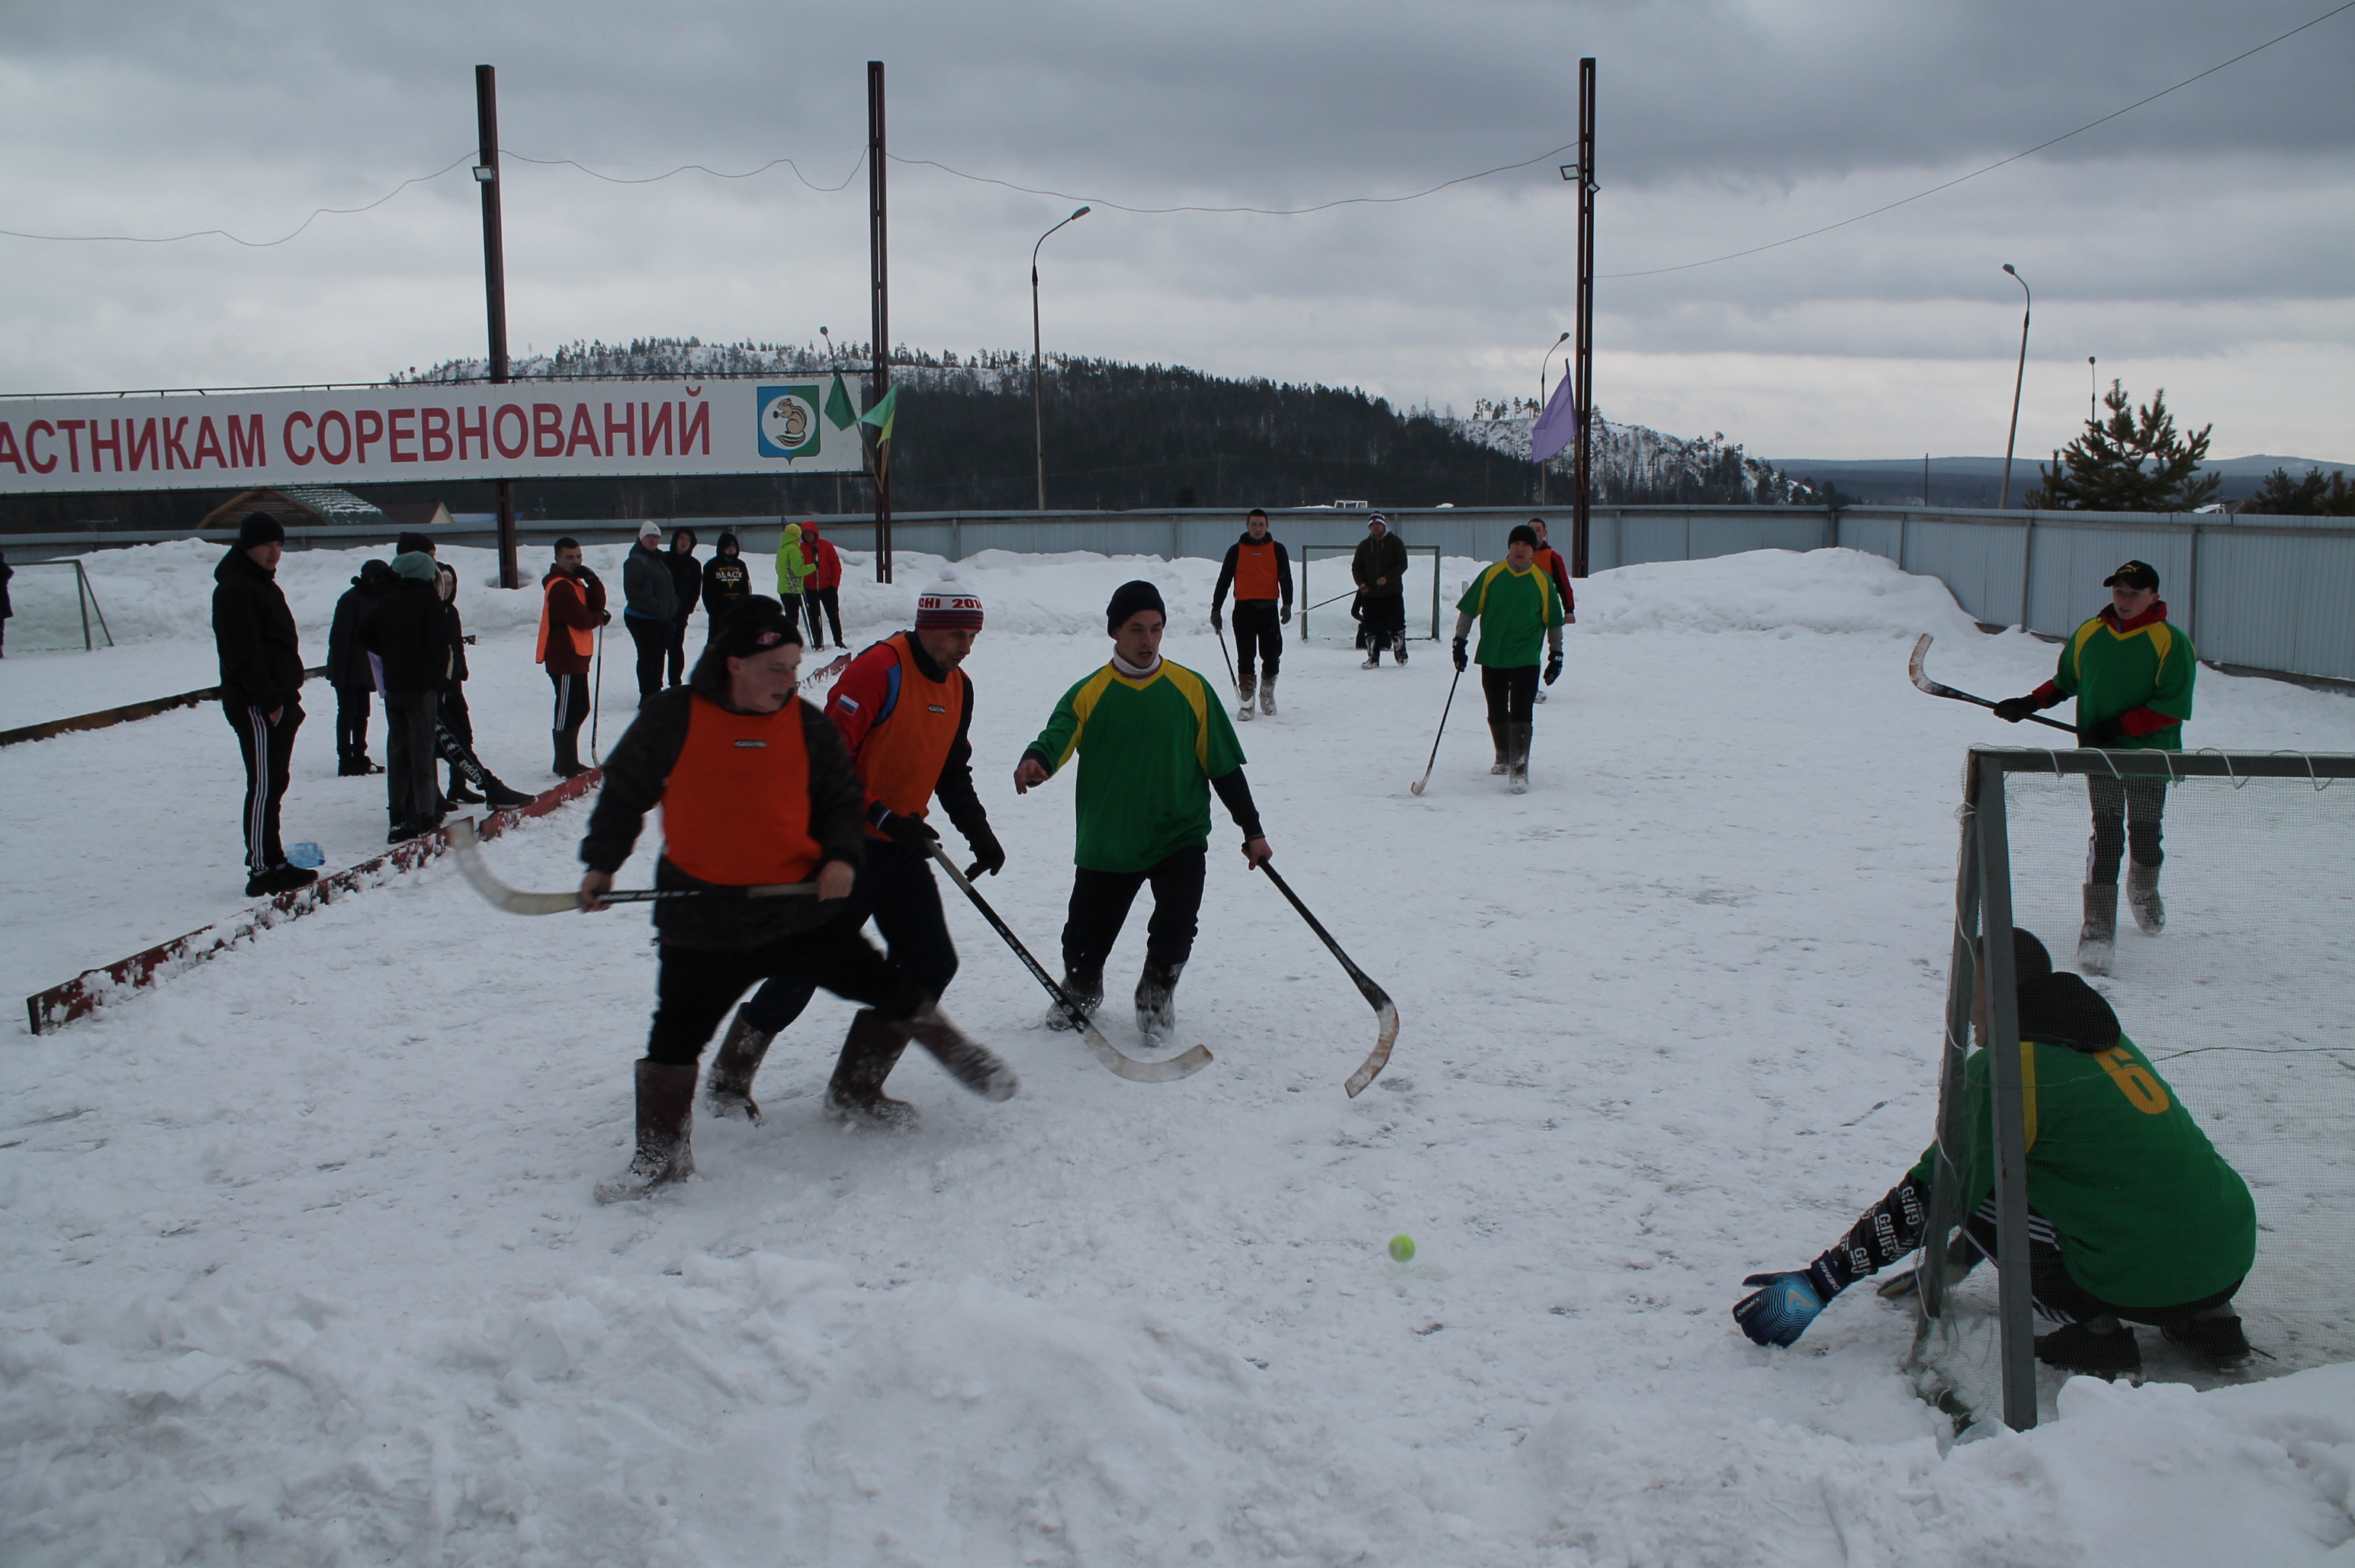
[
  {"left": 2003, "top": 263, "right": 2017, "bottom": 276},
  {"left": 1071, "top": 206, "right": 1091, "bottom": 220}
]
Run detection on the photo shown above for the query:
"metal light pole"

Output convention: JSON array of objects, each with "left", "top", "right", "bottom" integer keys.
[
  {"left": 1569, "top": 56, "right": 1597, "bottom": 578},
  {"left": 473, "top": 65, "right": 519, "bottom": 589},
  {"left": 867, "top": 60, "right": 892, "bottom": 583},
  {"left": 1998, "top": 263, "right": 2031, "bottom": 510},
  {"left": 2088, "top": 355, "right": 2097, "bottom": 426},
  {"left": 1536, "top": 329, "right": 1568, "bottom": 506},
  {"left": 1031, "top": 206, "right": 1088, "bottom": 512}
]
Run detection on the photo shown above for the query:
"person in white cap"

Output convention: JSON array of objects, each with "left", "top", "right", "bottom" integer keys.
[
  {"left": 620, "top": 521, "right": 677, "bottom": 705},
  {"left": 1351, "top": 512, "right": 1409, "bottom": 668}
]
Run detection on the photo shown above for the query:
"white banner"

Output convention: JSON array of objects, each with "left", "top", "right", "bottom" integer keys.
[{"left": 0, "top": 376, "right": 872, "bottom": 494}]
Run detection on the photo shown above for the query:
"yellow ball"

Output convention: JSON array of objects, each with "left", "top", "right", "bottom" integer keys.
[{"left": 1388, "top": 1234, "right": 1416, "bottom": 1263}]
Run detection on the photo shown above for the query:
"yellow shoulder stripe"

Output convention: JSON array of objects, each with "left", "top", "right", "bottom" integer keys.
[
  {"left": 1159, "top": 662, "right": 1213, "bottom": 771},
  {"left": 1059, "top": 666, "right": 1118, "bottom": 769}
]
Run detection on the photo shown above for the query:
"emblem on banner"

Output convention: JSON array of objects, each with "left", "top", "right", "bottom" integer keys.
[{"left": 756, "top": 384, "right": 824, "bottom": 458}]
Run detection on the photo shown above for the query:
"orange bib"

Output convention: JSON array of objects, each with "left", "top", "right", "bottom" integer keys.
[
  {"left": 857, "top": 633, "right": 965, "bottom": 825},
  {"left": 1233, "top": 538, "right": 1280, "bottom": 600},
  {"left": 536, "top": 578, "right": 595, "bottom": 664},
  {"left": 660, "top": 696, "right": 821, "bottom": 885}
]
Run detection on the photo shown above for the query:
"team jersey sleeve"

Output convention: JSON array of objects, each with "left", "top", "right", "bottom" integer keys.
[
  {"left": 2052, "top": 626, "right": 2085, "bottom": 698},
  {"left": 1213, "top": 545, "right": 1238, "bottom": 609},
  {"left": 1200, "top": 688, "right": 1247, "bottom": 779},
  {"left": 1025, "top": 676, "right": 1091, "bottom": 774},
  {"left": 2151, "top": 630, "right": 2196, "bottom": 724},
  {"left": 826, "top": 647, "right": 894, "bottom": 758}
]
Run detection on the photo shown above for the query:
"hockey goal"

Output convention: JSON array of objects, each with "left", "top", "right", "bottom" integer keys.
[{"left": 1298, "top": 544, "right": 1443, "bottom": 643}]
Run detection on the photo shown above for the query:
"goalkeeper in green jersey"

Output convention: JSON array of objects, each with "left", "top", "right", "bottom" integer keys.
[
  {"left": 1733, "top": 928, "right": 2256, "bottom": 1379},
  {"left": 1015, "top": 580, "right": 1273, "bottom": 1041}
]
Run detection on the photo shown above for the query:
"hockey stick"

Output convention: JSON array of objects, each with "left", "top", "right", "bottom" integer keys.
[
  {"left": 1254, "top": 860, "right": 1399, "bottom": 1097},
  {"left": 589, "top": 620, "right": 606, "bottom": 763},
  {"left": 926, "top": 843, "right": 1212, "bottom": 1083},
  {"left": 1908, "top": 634, "right": 2074, "bottom": 734},
  {"left": 1213, "top": 621, "right": 1239, "bottom": 689},
  {"left": 1409, "top": 667, "right": 1462, "bottom": 796},
  {"left": 445, "top": 817, "right": 815, "bottom": 914}
]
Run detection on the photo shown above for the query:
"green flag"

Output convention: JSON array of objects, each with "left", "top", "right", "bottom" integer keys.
[
  {"left": 859, "top": 383, "right": 898, "bottom": 442},
  {"left": 823, "top": 371, "right": 857, "bottom": 431}
]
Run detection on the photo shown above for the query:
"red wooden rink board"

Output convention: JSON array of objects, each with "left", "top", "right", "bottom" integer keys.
[{"left": 22, "top": 769, "right": 602, "bottom": 1036}]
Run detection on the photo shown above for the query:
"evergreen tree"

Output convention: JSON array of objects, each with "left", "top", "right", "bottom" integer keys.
[
  {"left": 2238, "top": 466, "right": 2355, "bottom": 517},
  {"left": 2026, "top": 381, "right": 2219, "bottom": 512}
]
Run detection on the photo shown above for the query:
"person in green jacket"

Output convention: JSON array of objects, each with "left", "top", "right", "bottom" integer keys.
[
  {"left": 775, "top": 521, "right": 815, "bottom": 633},
  {"left": 1733, "top": 927, "right": 2255, "bottom": 1379},
  {"left": 1452, "top": 523, "right": 1567, "bottom": 792},
  {"left": 1014, "top": 580, "right": 1273, "bottom": 1040},
  {"left": 1992, "top": 559, "right": 2197, "bottom": 975}
]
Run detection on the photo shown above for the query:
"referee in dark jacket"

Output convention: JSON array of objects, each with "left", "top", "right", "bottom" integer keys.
[{"left": 211, "top": 514, "right": 316, "bottom": 897}]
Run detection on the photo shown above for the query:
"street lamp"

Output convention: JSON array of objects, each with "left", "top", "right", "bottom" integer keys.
[
  {"left": 1998, "top": 263, "right": 2032, "bottom": 510},
  {"left": 1537, "top": 329, "right": 1569, "bottom": 505},
  {"left": 1032, "top": 206, "right": 1090, "bottom": 511}
]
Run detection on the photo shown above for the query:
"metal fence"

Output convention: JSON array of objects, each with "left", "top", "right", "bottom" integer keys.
[{"left": 10, "top": 501, "right": 2354, "bottom": 683}]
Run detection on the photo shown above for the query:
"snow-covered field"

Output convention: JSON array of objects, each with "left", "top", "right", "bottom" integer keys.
[{"left": 3, "top": 540, "right": 2353, "bottom": 1566}]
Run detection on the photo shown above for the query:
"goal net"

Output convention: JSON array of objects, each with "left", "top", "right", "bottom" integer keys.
[
  {"left": 4, "top": 560, "right": 115, "bottom": 652},
  {"left": 1298, "top": 544, "right": 1442, "bottom": 643},
  {"left": 1911, "top": 747, "right": 2355, "bottom": 1430}
]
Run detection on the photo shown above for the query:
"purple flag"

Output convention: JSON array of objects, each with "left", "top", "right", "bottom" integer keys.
[{"left": 1530, "top": 374, "right": 1578, "bottom": 464}]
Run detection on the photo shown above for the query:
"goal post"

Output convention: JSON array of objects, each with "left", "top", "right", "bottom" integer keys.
[
  {"left": 1298, "top": 545, "right": 1442, "bottom": 642},
  {"left": 1912, "top": 746, "right": 2355, "bottom": 1431},
  {"left": 5, "top": 560, "right": 115, "bottom": 651}
]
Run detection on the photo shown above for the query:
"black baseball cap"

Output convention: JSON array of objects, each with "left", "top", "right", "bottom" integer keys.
[{"left": 2103, "top": 560, "right": 2160, "bottom": 590}]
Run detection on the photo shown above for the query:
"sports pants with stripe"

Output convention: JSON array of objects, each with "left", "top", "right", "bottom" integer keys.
[{"left": 226, "top": 700, "right": 301, "bottom": 876}]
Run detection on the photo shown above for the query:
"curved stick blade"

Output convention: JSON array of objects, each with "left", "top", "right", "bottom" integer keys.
[
  {"left": 1908, "top": 633, "right": 1938, "bottom": 694},
  {"left": 1343, "top": 999, "right": 1400, "bottom": 1098},
  {"left": 1082, "top": 1024, "right": 1213, "bottom": 1082},
  {"left": 448, "top": 817, "right": 580, "bottom": 915}
]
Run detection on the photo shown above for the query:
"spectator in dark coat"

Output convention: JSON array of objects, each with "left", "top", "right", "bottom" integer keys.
[
  {"left": 429, "top": 564, "right": 532, "bottom": 810},
  {"left": 325, "top": 558, "right": 394, "bottom": 774},
  {"left": 1351, "top": 513, "right": 1411, "bottom": 667},
  {"left": 663, "top": 527, "right": 702, "bottom": 687},
  {"left": 362, "top": 549, "right": 450, "bottom": 840},
  {"left": 621, "top": 522, "right": 678, "bottom": 703},
  {"left": 211, "top": 514, "right": 316, "bottom": 896},
  {"left": 701, "top": 531, "right": 753, "bottom": 640}
]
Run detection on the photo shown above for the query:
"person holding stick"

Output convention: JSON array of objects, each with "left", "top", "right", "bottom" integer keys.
[
  {"left": 536, "top": 538, "right": 607, "bottom": 779},
  {"left": 577, "top": 596, "right": 1017, "bottom": 1203},
  {"left": 1014, "top": 580, "right": 1271, "bottom": 1041},
  {"left": 1453, "top": 523, "right": 1566, "bottom": 792},
  {"left": 1351, "top": 513, "right": 1410, "bottom": 668},
  {"left": 1210, "top": 507, "right": 1294, "bottom": 720},
  {"left": 709, "top": 580, "right": 1006, "bottom": 1129}
]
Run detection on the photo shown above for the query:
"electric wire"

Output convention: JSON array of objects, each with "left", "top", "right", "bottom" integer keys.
[
  {"left": 503, "top": 149, "right": 865, "bottom": 190},
  {"left": 0, "top": 153, "right": 477, "bottom": 247},
  {"left": 887, "top": 143, "right": 1579, "bottom": 216}
]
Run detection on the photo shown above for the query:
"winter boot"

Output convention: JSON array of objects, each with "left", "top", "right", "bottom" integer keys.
[
  {"left": 704, "top": 1005, "right": 775, "bottom": 1123},
  {"left": 2126, "top": 861, "right": 2165, "bottom": 936},
  {"left": 1507, "top": 723, "right": 1532, "bottom": 794},
  {"left": 1045, "top": 965, "right": 1104, "bottom": 1031},
  {"left": 1236, "top": 673, "right": 1256, "bottom": 721},
  {"left": 1393, "top": 638, "right": 1409, "bottom": 666},
  {"left": 1135, "top": 959, "right": 1184, "bottom": 1043},
  {"left": 892, "top": 1004, "right": 1019, "bottom": 1100},
  {"left": 1488, "top": 720, "right": 1509, "bottom": 776},
  {"left": 481, "top": 773, "right": 535, "bottom": 809},
  {"left": 1361, "top": 633, "right": 1382, "bottom": 670},
  {"left": 2161, "top": 1311, "right": 2252, "bottom": 1370},
  {"left": 553, "top": 728, "right": 587, "bottom": 779},
  {"left": 2079, "top": 882, "right": 2119, "bottom": 976},
  {"left": 1259, "top": 673, "right": 1277, "bottom": 715},
  {"left": 593, "top": 1059, "right": 699, "bottom": 1203},
  {"left": 445, "top": 763, "right": 487, "bottom": 805},
  {"left": 2034, "top": 1316, "right": 2141, "bottom": 1380},
  {"left": 246, "top": 863, "right": 318, "bottom": 898},
  {"left": 824, "top": 1008, "right": 919, "bottom": 1129}
]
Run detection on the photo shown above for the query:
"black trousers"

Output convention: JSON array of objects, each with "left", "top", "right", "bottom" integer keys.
[
  {"left": 1232, "top": 600, "right": 1282, "bottom": 681},
  {"left": 1061, "top": 847, "right": 1206, "bottom": 978},
  {"left": 333, "top": 684, "right": 373, "bottom": 765},
  {"left": 548, "top": 670, "right": 590, "bottom": 738},
  {"left": 2086, "top": 776, "right": 2167, "bottom": 884},
  {"left": 646, "top": 927, "right": 925, "bottom": 1068},
  {"left": 1360, "top": 593, "right": 1406, "bottom": 649},
  {"left": 383, "top": 689, "right": 440, "bottom": 825},
  {"left": 663, "top": 619, "right": 690, "bottom": 687},
  {"left": 225, "top": 699, "right": 301, "bottom": 875},
  {"left": 1481, "top": 664, "right": 1540, "bottom": 726},
  {"left": 811, "top": 587, "right": 843, "bottom": 646},
  {"left": 625, "top": 615, "right": 667, "bottom": 700},
  {"left": 742, "top": 840, "right": 958, "bottom": 1033},
  {"left": 1964, "top": 1202, "right": 2239, "bottom": 1328}
]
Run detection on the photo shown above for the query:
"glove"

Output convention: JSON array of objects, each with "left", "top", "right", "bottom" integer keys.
[
  {"left": 1451, "top": 637, "right": 1469, "bottom": 673},
  {"left": 1732, "top": 1271, "right": 1826, "bottom": 1348},
  {"left": 1544, "top": 654, "right": 1563, "bottom": 686},
  {"left": 1991, "top": 696, "right": 2039, "bottom": 723},
  {"left": 961, "top": 820, "right": 1007, "bottom": 878},
  {"left": 1280, "top": 605, "right": 1292, "bottom": 625},
  {"left": 1210, "top": 609, "right": 1223, "bottom": 632},
  {"left": 2080, "top": 715, "right": 2126, "bottom": 747},
  {"left": 879, "top": 811, "right": 940, "bottom": 850}
]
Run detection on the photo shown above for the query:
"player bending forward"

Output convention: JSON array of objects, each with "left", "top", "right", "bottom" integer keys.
[
  {"left": 1014, "top": 580, "right": 1272, "bottom": 1042},
  {"left": 1733, "top": 929, "right": 2254, "bottom": 1378},
  {"left": 577, "top": 597, "right": 1016, "bottom": 1203}
]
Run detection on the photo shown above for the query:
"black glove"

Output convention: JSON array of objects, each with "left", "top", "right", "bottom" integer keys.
[
  {"left": 2080, "top": 715, "right": 2126, "bottom": 748},
  {"left": 961, "top": 819, "right": 1006, "bottom": 878},
  {"left": 1991, "top": 696, "right": 2039, "bottom": 723},
  {"left": 878, "top": 811, "right": 939, "bottom": 850},
  {"left": 1210, "top": 608, "right": 1223, "bottom": 632},
  {"left": 1544, "top": 653, "right": 1563, "bottom": 686},
  {"left": 1280, "top": 605, "right": 1292, "bottom": 625},
  {"left": 1451, "top": 637, "right": 1468, "bottom": 673}
]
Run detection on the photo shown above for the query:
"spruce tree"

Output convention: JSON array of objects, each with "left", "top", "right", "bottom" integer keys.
[
  {"left": 2025, "top": 381, "right": 2220, "bottom": 512},
  {"left": 2239, "top": 466, "right": 2355, "bottom": 517}
]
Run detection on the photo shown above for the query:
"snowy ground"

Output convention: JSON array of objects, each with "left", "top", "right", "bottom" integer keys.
[{"left": 3, "top": 541, "right": 2353, "bottom": 1566}]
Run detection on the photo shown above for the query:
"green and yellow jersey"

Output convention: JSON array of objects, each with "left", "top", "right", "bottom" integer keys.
[
  {"left": 1026, "top": 660, "right": 1246, "bottom": 872},
  {"left": 1456, "top": 560, "right": 1566, "bottom": 668},
  {"left": 2052, "top": 608, "right": 2196, "bottom": 750}
]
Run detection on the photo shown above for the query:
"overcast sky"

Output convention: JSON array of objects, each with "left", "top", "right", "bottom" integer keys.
[{"left": 1, "top": 0, "right": 2348, "bottom": 462}]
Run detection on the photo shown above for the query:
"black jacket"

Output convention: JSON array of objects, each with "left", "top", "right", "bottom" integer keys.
[
  {"left": 1353, "top": 532, "right": 1409, "bottom": 598},
  {"left": 326, "top": 560, "right": 395, "bottom": 691},
  {"left": 212, "top": 547, "right": 305, "bottom": 715},
  {"left": 580, "top": 656, "right": 867, "bottom": 950},
  {"left": 361, "top": 574, "right": 450, "bottom": 696},
  {"left": 439, "top": 596, "right": 470, "bottom": 687},
  {"left": 663, "top": 550, "right": 702, "bottom": 623},
  {"left": 702, "top": 551, "right": 753, "bottom": 623},
  {"left": 622, "top": 541, "right": 678, "bottom": 621}
]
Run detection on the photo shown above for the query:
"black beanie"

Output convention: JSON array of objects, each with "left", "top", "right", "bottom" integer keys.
[
  {"left": 712, "top": 595, "right": 803, "bottom": 657},
  {"left": 2010, "top": 927, "right": 2052, "bottom": 981},
  {"left": 1106, "top": 580, "right": 1167, "bottom": 633},
  {"left": 1508, "top": 523, "right": 1541, "bottom": 548},
  {"left": 236, "top": 512, "right": 285, "bottom": 548},
  {"left": 2016, "top": 971, "right": 2121, "bottom": 1053}
]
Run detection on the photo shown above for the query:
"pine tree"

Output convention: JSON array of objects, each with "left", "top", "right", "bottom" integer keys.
[
  {"left": 2025, "top": 381, "right": 2220, "bottom": 512},
  {"left": 2238, "top": 466, "right": 2355, "bottom": 517}
]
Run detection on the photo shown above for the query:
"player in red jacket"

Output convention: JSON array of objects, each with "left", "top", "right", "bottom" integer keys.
[{"left": 800, "top": 522, "right": 847, "bottom": 649}]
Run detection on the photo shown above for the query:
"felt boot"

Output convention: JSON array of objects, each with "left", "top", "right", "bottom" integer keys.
[
  {"left": 704, "top": 1005, "right": 774, "bottom": 1123},
  {"left": 824, "top": 1008, "right": 919, "bottom": 1129},
  {"left": 593, "top": 1059, "right": 699, "bottom": 1203}
]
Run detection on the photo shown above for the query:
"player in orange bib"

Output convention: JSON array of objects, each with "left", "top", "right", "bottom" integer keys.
[
  {"left": 576, "top": 596, "right": 1016, "bottom": 1203},
  {"left": 712, "top": 580, "right": 1006, "bottom": 1130}
]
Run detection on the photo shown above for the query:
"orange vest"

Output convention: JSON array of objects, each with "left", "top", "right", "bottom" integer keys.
[
  {"left": 1233, "top": 538, "right": 1281, "bottom": 601},
  {"left": 856, "top": 633, "right": 965, "bottom": 828},
  {"left": 536, "top": 577, "right": 595, "bottom": 664},
  {"left": 660, "top": 696, "right": 821, "bottom": 885}
]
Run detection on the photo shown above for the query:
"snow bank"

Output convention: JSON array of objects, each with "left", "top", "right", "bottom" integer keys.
[{"left": 1576, "top": 547, "right": 1987, "bottom": 640}]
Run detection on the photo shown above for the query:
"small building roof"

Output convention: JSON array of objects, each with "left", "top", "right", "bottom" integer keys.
[{"left": 199, "top": 486, "right": 391, "bottom": 531}]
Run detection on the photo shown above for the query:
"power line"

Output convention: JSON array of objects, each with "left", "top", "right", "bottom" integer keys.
[
  {"left": 503, "top": 149, "right": 866, "bottom": 191},
  {"left": 0, "top": 154, "right": 477, "bottom": 247},
  {"left": 1599, "top": 0, "right": 2355, "bottom": 279},
  {"left": 888, "top": 143, "right": 1580, "bottom": 216}
]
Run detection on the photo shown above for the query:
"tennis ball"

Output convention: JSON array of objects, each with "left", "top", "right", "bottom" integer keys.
[{"left": 1388, "top": 1234, "right": 1416, "bottom": 1263}]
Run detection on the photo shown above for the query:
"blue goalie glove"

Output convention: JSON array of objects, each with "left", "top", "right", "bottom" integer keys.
[{"left": 1733, "top": 1271, "right": 1827, "bottom": 1348}]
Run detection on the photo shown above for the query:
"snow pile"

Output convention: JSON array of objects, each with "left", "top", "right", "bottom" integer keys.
[{"left": 1578, "top": 547, "right": 1989, "bottom": 640}]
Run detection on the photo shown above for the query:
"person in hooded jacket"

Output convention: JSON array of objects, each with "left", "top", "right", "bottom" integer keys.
[
  {"left": 801, "top": 521, "right": 844, "bottom": 648},
  {"left": 326, "top": 557, "right": 394, "bottom": 775},
  {"left": 621, "top": 522, "right": 678, "bottom": 705},
  {"left": 362, "top": 549, "right": 451, "bottom": 840},
  {"left": 538, "top": 538, "right": 608, "bottom": 777},
  {"left": 662, "top": 527, "right": 702, "bottom": 687},
  {"left": 774, "top": 521, "right": 815, "bottom": 636},
  {"left": 429, "top": 564, "right": 532, "bottom": 810},
  {"left": 210, "top": 514, "right": 316, "bottom": 896},
  {"left": 701, "top": 531, "right": 753, "bottom": 639}
]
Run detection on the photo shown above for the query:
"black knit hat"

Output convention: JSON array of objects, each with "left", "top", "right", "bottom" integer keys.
[
  {"left": 1106, "top": 580, "right": 1167, "bottom": 633},
  {"left": 396, "top": 531, "right": 436, "bottom": 557},
  {"left": 2017, "top": 971, "right": 2122, "bottom": 1053},
  {"left": 236, "top": 512, "right": 285, "bottom": 548},
  {"left": 712, "top": 595, "right": 804, "bottom": 658},
  {"left": 1508, "top": 523, "right": 1541, "bottom": 548}
]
